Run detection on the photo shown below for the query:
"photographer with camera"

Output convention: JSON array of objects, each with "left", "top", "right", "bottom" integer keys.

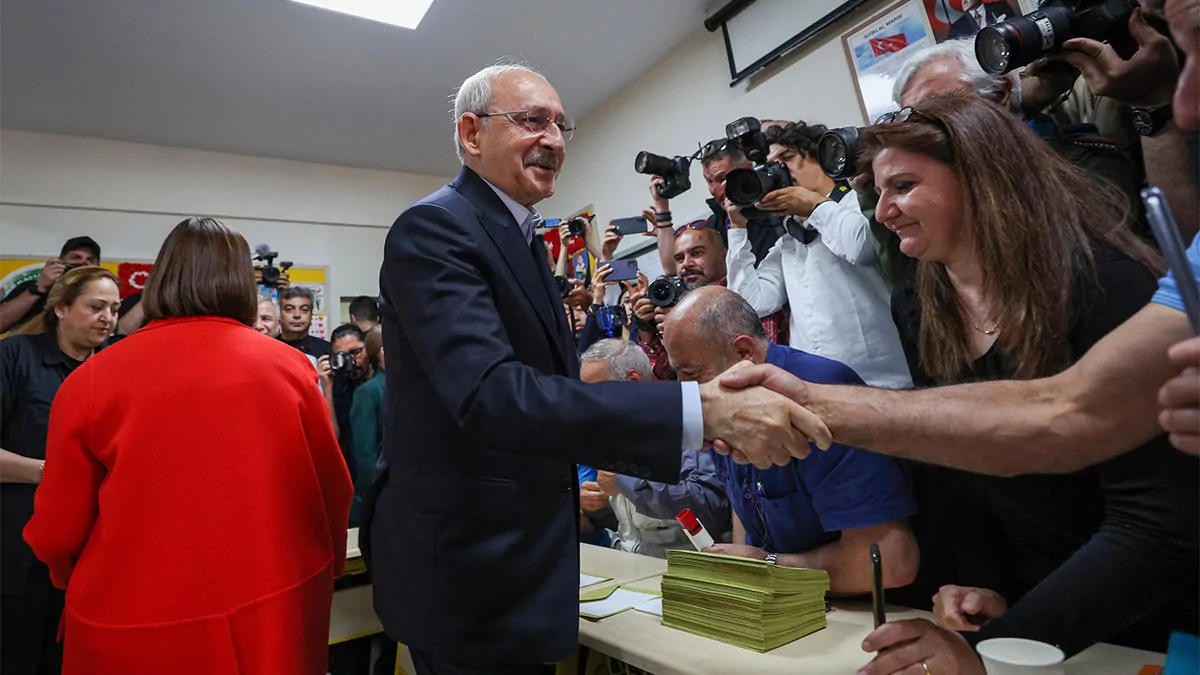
[
  {"left": 0, "top": 237, "right": 101, "bottom": 334},
  {"left": 632, "top": 223, "right": 787, "bottom": 381},
  {"left": 644, "top": 141, "right": 784, "bottom": 272},
  {"left": 326, "top": 324, "right": 373, "bottom": 489},
  {"left": 725, "top": 121, "right": 911, "bottom": 389},
  {"left": 553, "top": 218, "right": 594, "bottom": 311}
]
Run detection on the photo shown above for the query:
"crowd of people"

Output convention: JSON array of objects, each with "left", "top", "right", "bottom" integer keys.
[{"left": 1, "top": 0, "right": 1198, "bottom": 673}]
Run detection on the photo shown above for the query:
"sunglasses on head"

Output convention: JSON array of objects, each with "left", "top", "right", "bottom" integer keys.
[
  {"left": 875, "top": 107, "right": 936, "bottom": 126},
  {"left": 673, "top": 219, "right": 709, "bottom": 236}
]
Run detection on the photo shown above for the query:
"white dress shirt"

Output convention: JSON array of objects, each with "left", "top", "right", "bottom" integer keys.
[
  {"left": 726, "top": 195, "right": 912, "bottom": 389},
  {"left": 480, "top": 176, "right": 704, "bottom": 447}
]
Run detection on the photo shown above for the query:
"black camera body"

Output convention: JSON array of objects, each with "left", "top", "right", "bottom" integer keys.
[
  {"left": 254, "top": 247, "right": 294, "bottom": 289},
  {"left": 597, "top": 304, "right": 628, "bottom": 331},
  {"left": 648, "top": 275, "right": 688, "bottom": 308},
  {"left": 817, "top": 126, "right": 864, "bottom": 182},
  {"left": 554, "top": 275, "right": 572, "bottom": 299},
  {"left": 331, "top": 351, "right": 359, "bottom": 376},
  {"left": 975, "top": 0, "right": 1137, "bottom": 75},
  {"left": 722, "top": 117, "right": 794, "bottom": 208},
  {"left": 635, "top": 152, "right": 693, "bottom": 199},
  {"left": 566, "top": 216, "right": 588, "bottom": 237}
]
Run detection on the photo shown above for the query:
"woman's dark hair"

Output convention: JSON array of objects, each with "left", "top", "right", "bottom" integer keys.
[
  {"left": 859, "top": 94, "right": 1163, "bottom": 381},
  {"left": 9, "top": 266, "right": 119, "bottom": 337},
  {"left": 364, "top": 325, "right": 384, "bottom": 372},
  {"left": 142, "top": 217, "right": 257, "bottom": 327},
  {"left": 764, "top": 121, "right": 829, "bottom": 160}
]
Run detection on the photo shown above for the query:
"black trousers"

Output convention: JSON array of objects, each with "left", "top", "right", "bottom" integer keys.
[
  {"left": 409, "top": 648, "right": 557, "bottom": 675},
  {"left": 1, "top": 562, "right": 64, "bottom": 675}
]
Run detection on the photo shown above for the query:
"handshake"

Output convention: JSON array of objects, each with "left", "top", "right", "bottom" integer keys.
[{"left": 700, "top": 361, "right": 828, "bottom": 468}]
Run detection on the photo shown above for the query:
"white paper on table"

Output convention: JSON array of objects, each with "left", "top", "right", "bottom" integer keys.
[
  {"left": 580, "top": 588, "right": 661, "bottom": 619},
  {"left": 633, "top": 596, "right": 662, "bottom": 617},
  {"left": 579, "top": 573, "right": 609, "bottom": 588}
]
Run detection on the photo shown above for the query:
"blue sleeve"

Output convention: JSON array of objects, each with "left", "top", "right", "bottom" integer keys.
[
  {"left": 1152, "top": 234, "right": 1200, "bottom": 312},
  {"left": 577, "top": 464, "right": 598, "bottom": 484},
  {"left": 613, "top": 450, "right": 731, "bottom": 534},
  {"left": 799, "top": 443, "right": 917, "bottom": 533}
]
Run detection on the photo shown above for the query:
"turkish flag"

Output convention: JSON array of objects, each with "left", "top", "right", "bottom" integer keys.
[
  {"left": 541, "top": 221, "right": 589, "bottom": 260},
  {"left": 870, "top": 34, "right": 910, "bottom": 56},
  {"left": 118, "top": 263, "right": 154, "bottom": 298}
]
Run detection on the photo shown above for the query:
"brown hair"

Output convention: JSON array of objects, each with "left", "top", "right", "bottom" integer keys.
[
  {"left": 860, "top": 94, "right": 1163, "bottom": 381},
  {"left": 10, "top": 266, "right": 120, "bottom": 336},
  {"left": 142, "top": 217, "right": 257, "bottom": 326},
  {"left": 364, "top": 325, "right": 384, "bottom": 372}
]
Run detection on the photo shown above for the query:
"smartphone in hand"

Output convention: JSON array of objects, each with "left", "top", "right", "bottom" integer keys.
[
  {"left": 871, "top": 542, "right": 886, "bottom": 629},
  {"left": 1143, "top": 187, "right": 1200, "bottom": 333},
  {"left": 611, "top": 216, "right": 649, "bottom": 236}
]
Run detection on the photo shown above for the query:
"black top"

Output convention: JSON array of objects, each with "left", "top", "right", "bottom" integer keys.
[
  {"left": 0, "top": 332, "right": 84, "bottom": 594},
  {"left": 703, "top": 197, "right": 784, "bottom": 266},
  {"left": 892, "top": 244, "right": 1200, "bottom": 654},
  {"left": 279, "top": 333, "right": 333, "bottom": 359},
  {"left": 333, "top": 374, "right": 359, "bottom": 482},
  {"left": 0, "top": 280, "right": 46, "bottom": 333}
]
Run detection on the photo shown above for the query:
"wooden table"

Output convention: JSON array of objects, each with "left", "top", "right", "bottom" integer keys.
[
  {"left": 578, "top": 543, "right": 667, "bottom": 594},
  {"left": 577, "top": 550, "right": 1166, "bottom": 675}
]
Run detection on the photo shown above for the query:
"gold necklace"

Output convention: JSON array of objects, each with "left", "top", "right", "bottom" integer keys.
[{"left": 956, "top": 297, "right": 1000, "bottom": 335}]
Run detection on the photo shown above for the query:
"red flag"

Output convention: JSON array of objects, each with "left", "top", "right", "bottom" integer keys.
[
  {"left": 118, "top": 262, "right": 154, "bottom": 298},
  {"left": 870, "top": 33, "right": 910, "bottom": 56}
]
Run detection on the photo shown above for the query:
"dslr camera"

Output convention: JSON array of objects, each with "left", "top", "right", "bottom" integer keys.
[
  {"left": 722, "top": 117, "right": 793, "bottom": 209},
  {"left": 648, "top": 275, "right": 688, "bottom": 308},
  {"left": 253, "top": 245, "right": 294, "bottom": 289},
  {"left": 817, "top": 126, "right": 863, "bottom": 182},
  {"left": 331, "top": 351, "right": 359, "bottom": 376},
  {"left": 635, "top": 151, "right": 693, "bottom": 200},
  {"left": 554, "top": 275, "right": 572, "bottom": 299},
  {"left": 975, "top": 0, "right": 1137, "bottom": 75}
]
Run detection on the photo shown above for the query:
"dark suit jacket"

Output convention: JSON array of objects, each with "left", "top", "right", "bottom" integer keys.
[
  {"left": 947, "top": 1, "right": 1018, "bottom": 40},
  {"left": 370, "top": 166, "right": 685, "bottom": 665}
]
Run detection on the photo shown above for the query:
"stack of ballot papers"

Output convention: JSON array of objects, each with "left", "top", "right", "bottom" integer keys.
[{"left": 661, "top": 549, "right": 830, "bottom": 652}]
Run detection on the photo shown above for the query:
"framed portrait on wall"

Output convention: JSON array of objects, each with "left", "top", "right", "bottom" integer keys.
[
  {"left": 842, "top": 0, "right": 937, "bottom": 124},
  {"left": 923, "top": 0, "right": 1037, "bottom": 43}
]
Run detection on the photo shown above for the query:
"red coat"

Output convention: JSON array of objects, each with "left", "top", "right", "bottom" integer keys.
[{"left": 24, "top": 316, "right": 353, "bottom": 675}]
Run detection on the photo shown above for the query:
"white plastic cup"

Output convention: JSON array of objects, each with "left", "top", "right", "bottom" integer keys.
[{"left": 976, "top": 638, "right": 1065, "bottom": 675}]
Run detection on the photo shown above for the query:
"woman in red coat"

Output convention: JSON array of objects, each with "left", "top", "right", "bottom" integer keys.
[{"left": 24, "top": 217, "right": 353, "bottom": 675}]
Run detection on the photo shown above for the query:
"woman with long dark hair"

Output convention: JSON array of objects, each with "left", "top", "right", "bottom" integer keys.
[
  {"left": 24, "top": 217, "right": 353, "bottom": 675},
  {"left": 1, "top": 265, "right": 119, "bottom": 675},
  {"left": 855, "top": 95, "right": 1197, "bottom": 674}
]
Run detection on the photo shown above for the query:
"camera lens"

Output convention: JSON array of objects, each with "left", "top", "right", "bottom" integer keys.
[
  {"left": 975, "top": 8, "right": 1071, "bottom": 75},
  {"left": 974, "top": 27, "right": 1014, "bottom": 75},
  {"left": 568, "top": 218, "right": 586, "bottom": 237},
  {"left": 724, "top": 167, "right": 769, "bottom": 209},
  {"left": 635, "top": 151, "right": 676, "bottom": 176},
  {"left": 554, "top": 275, "right": 571, "bottom": 298},
  {"left": 648, "top": 276, "right": 682, "bottom": 308},
  {"left": 818, "top": 128, "right": 860, "bottom": 181}
]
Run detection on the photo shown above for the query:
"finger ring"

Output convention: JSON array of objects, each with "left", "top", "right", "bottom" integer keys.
[{"left": 922, "top": 662, "right": 931, "bottom": 675}]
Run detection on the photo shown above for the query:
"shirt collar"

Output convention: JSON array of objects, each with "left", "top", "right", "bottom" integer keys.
[
  {"left": 480, "top": 177, "right": 533, "bottom": 230},
  {"left": 38, "top": 331, "right": 84, "bottom": 369}
]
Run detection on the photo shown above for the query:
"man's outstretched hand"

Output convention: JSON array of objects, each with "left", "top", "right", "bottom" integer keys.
[
  {"left": 699, "top": 362, "right": 830, "bottom": 469},
  {"left": 709, "top": 362, "right": 826, "bottom": 462}
]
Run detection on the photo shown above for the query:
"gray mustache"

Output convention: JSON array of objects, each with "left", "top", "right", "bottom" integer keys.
[{"left": 525, "top": 150, "right": 560, "bottom": 171}]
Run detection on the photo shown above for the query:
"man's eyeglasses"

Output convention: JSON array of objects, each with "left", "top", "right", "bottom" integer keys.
[
  {"left": 478, "top": 109, "right": 576, "bottom": 143},
  {"left": 698, "top": 139, "right": 737, "bottom": 161}
]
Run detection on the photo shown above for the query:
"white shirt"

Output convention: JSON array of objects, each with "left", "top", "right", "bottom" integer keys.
[
  {"left": 479, "top": 176, "right": 704, "bottom": 448},
  {"left": 973, "top": 5, "right": 988, "bottom": 29},
  {"left": 726, "top": 196, "right": 913, "bottom": 389}
]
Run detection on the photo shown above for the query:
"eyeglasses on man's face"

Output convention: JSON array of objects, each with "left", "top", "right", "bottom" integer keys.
[{"left": 478, "top": 108, "right": 575, "bottom": 143}]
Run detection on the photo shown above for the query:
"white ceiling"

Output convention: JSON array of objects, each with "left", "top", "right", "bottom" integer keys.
[{"left": 1, "top": 0, "right": 712, "bottom": 176}]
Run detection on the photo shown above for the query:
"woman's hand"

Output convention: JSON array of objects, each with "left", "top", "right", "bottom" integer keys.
[
  {"left": 859, "top": 619, "right": 985, "bottom": 675},
  {"left": 592, "top": 265, "right": 615, "bottom": 306}
]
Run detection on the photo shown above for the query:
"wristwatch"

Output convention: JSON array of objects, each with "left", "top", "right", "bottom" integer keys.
[
  {"left": 29, "top": 285, "right": 48, "bottom": 297},
  {"left": 764, "top": 552, "right": 779, "bottom": 566},
  {"left": 1132, "top": 104, "right": 1173, "bottom": 136}
]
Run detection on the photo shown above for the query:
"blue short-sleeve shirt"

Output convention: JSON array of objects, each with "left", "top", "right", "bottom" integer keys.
[
  {"left": 712, "top": 344, "right": 917, "bottom": 554},
  {"left": 1152, "top": 234, "right": 1200, "bottom": 314}
]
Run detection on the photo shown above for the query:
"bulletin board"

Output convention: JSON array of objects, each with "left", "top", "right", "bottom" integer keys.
[{"left": 0, "top": 258, "right": 330, "bottom": 339}]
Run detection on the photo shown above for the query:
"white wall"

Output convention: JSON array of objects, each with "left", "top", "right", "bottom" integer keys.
[
  {"left": 541, "top": 20, "right": 870, "bottom": 258},
  {"left": 0, "top": 129, "right": 451, "bottom": 325}
]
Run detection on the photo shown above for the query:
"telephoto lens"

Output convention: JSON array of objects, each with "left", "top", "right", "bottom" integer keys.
[
  {"left": 975, "top": 0, "right": 1134, "bottom": 75},
  {"left": 817, "top": 127, "right": 862, "bottom": 181},
  {"left": 724, "top": 163, "right": 793, "bottom": 209},
  {"left": 648, "top": 275, "right": 688, "bottom": 308},
  {"left": 635, "top": 152, "right": 678, "bottom": 176}
]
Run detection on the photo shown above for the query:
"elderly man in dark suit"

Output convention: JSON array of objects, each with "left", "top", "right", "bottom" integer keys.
[
  {"left": 947, "top": 0, "right": 1019, "bottom": 40},
  {"left": 369, "top": 63, "right": 830, "bottom": 675}
]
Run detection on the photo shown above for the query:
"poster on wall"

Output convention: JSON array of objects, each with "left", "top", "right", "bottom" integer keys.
[
  {"left": 843, "top": 0, "right": 937, "bottom": 124},
  {"left": 923, "top": 0, "right": 1036, "bottom": 43}
]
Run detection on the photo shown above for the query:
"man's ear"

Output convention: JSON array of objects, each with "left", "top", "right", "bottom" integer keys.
[
  {"left": 733, "top": 335, "right": 757, "bottom": 362},
  {"left": 458, "top": 114, "right": 485, "bottom": 158},
  {"left": 999, "top": 77, "right": 1014, "bottom": 110},
  {"left": 625, "top": 369, "right": 644, "bottom": 382}
]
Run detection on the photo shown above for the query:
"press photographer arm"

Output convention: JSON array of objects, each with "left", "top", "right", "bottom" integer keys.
[{"left": 648, "top": 176, "right": 679, "bottom": 276}]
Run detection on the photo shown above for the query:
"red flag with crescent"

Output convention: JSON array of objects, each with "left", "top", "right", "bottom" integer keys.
[
  {"left": 118, "top": 263, "right": 154, "bottom": 298},
  {"left": 870, "top": 33, "right": 910, "bottom": 56}
]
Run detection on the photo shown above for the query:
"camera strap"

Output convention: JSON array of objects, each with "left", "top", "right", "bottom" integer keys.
[{"left": 786, "top": 181, "right": 851, "bottom": 245}]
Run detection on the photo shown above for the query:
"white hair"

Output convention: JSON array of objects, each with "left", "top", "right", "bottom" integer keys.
[
  {"left": 257, "top": 295, "right": 279, "bottom": 314},
  {"left": 890, "top": 39, "right": 1022, "bottom": 114},
  {"left": 450, "top": 62, "right": 545, "bottom": 161},
  {"left": 580, "top": 338, "right": 651, "bottom": 381}
]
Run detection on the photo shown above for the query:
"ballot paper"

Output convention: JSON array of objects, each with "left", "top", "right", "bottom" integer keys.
[
  {"left": 661, "top": 550, "right": 830, "bottom": 652},
  {"left": 579, "top": 572, "right": 610, "bottom": 588},
  {"left": 579, "top": 587, "right": 662, "bottom": 620},
  {"left": 634, "top": 596, "right": 663, "bottom": 617}
]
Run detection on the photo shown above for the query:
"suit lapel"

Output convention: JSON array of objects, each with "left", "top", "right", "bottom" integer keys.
[{"left": 454, "top": 167, "right": 574, "bottom": 370}]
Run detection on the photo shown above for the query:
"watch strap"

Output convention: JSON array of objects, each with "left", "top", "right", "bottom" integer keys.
[
  {"left": 1133, "top": 104, "right": 1173, "bottom": 136},
  {"left": 764, "top": 552, "right": 779, "bottom": 565}
]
